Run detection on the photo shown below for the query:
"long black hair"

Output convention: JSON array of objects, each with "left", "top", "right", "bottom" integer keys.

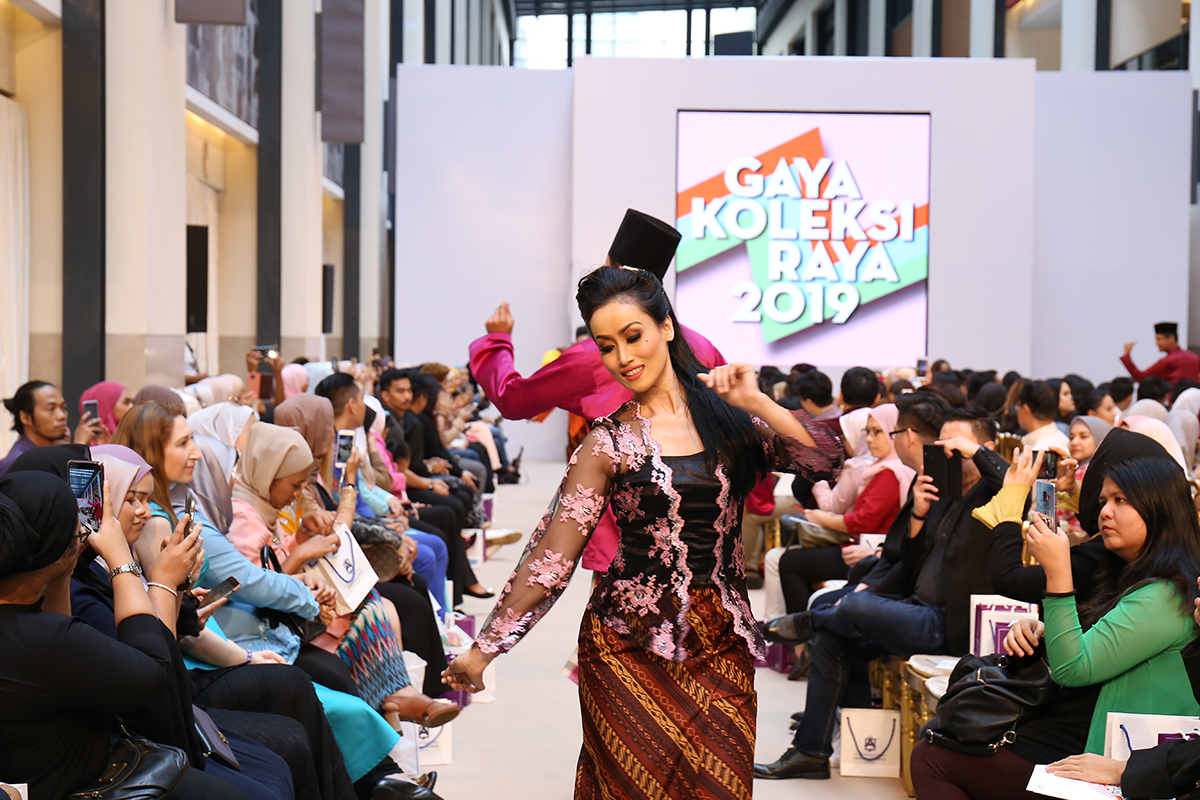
[
  {"left": 1079, "top": 456, "right": 1200, "bottom": 627},
  {"left": 575, "top": 265, "right": 767, "bottom": 501}
]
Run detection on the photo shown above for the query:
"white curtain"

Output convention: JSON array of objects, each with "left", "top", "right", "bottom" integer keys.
[{"left": 0, "top": 96, "right": 29, "bottom": 459}]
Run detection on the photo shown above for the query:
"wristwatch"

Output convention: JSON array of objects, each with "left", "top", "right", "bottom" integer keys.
[{"left": 109, "top": 561, "right": 144, "bottom": 579}]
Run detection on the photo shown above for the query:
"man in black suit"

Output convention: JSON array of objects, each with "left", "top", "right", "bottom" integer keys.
[{"left": 756, "top": 397, "right": 1008, "bottom": 781}]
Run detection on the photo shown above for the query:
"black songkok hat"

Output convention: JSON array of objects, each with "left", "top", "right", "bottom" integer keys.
[
  {"left": 1155, "top": 322, "right": 1179, "bottom": 337},
  {"left": 607, "top": 209, "right": 682, "bottom": 282}
]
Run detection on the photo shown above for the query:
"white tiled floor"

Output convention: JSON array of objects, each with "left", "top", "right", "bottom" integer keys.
[{"left": 432, "top": 460, "right": 909, "bottom": 799}]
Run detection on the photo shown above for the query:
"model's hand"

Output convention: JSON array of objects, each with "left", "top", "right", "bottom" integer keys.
[
  {"left": 1002, "top": 618, "right": 1044, "bottom": 657},
  {"left": 1123, "top": 342, "right": 1136, "bottom": 357},
  {"left": 1046, "top": 754, "right": 1124, "bottom": 785},
  {"left": 486, "top": 303, "right": 514, "bottom": 335},
  {"left": 698, "top": 363, "right": 763, "bottom": 411},
  {"left": 442, "top": 645, "right": 493, "bottom": 693}
]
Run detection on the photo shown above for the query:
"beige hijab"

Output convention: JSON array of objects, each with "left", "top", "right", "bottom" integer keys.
[{"left": 232, "top": 423, "right": 313, "bottom": 528}]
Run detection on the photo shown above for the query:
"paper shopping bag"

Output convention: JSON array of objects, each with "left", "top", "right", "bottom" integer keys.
[
  {"left": 840, "top": 708, "right": 900, "bottom": 778},
  {"left": 969, "top": 595, "right": 1038, "bottom": 657},
  {"left": 1103, "top": 712, "right": 1200, "bottom": 761},
  {"left": 304, "top": 523, "right": 378, "bottom": 616},
  {"left": 417, "top": 721, "right": 453, "bottom": 765}
]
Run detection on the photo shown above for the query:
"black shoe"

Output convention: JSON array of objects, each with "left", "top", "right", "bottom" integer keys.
[
  {"left": 788, "top": 647, "right": 811, "bottom": 681},
  {"left": 416, "top": 772, "right": 437, "bottom": 792},
  {"left": 788, "top": 711, "right": 804, "bottom": 730},
  {"left": 463, "top": 585, "right": 495, "bottom": 599},
  {"left": 762, "top": 612, "right": 814, "bottom": 644},
  {"left": 753, "top": 748, "right": 830, "bottom": 780},
  {"left": 372, "top": 777, "right": 444, "bottom": 799}
]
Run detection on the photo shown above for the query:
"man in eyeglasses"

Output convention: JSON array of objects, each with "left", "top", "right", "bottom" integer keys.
[{"left": 756, "top": 396, "right": 1008, "bottom": 781}]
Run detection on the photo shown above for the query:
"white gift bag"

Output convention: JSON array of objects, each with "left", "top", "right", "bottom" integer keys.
[
  {"left": 839, "top": 708, "right": 901, "bottom": 778},
  {"left": 1103, "top": 712, "right": 1200, "bottom": 761},
  {"left": 417, "top": 721, "right": 453, "bottom": 765},
  {"left": 969, "top": 595, "right": 1038, "bottom": 657},
  {"left": 303, "top": 523, "right": 379, "bottom": 616},
  {"left": 392, "top": 721, "right": 421, "bottom": 775}
]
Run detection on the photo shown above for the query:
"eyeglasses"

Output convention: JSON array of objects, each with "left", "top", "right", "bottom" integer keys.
[{"left": 889, "top": 428, "right": 916, "bottom": 439}]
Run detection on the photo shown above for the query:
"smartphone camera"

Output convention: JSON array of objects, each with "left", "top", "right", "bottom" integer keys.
[
  {"left": 82, "top": 399, "right": 100, "bottom": 422},
  {"left": 1036, "top": 450, "right": 1060, "bottom": 481}
]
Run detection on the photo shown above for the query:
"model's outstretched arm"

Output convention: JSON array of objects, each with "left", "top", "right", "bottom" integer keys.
[{"left": 443, "top": 425, "right": 617, "bottom": 692}]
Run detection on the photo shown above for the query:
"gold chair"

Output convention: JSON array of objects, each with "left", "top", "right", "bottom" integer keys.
[
  {"left": 995, "top": 433, "right": 1022, "bottom": 465},
  {"left": 900, "top": 656, "right": 956, "bottom": 796},
  {"left": 764, "top": 517, "right": 781, "bottom": 552}
]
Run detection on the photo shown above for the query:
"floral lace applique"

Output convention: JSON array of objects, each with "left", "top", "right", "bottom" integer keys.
[
  {"left": 558, "top": 484, "right": 604, "bottom": 531},
  {"left": 614, "top": 423, "right": 648, "bottom": 472},
  {"left": 645, "top": 518, "right": 674, "bottom": 565},
  {"left": 648, "top": 621, "right": 676, "bottom": 659},
  {"left": 611, "top": 483, "right": 641, "bottom": 522},
  {"left": 611, "top": 575, "right": 664, "bottom": 617},
  {"left": 526, "top": 550, "right": 574, "bottom": 593},
  {"left": 591, "top": 433, "right": 620, "bottom": 471},
  {"left": 477, "top": 607, "right": 532, "bottom": 655}
]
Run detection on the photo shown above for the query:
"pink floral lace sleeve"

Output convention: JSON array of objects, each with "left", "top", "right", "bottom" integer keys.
[
  {"left": 756, "top": 408, "right": 844, "bottom": 483},
  {"left": 475, "top": 426, "right": 616, "bottom": 656}
]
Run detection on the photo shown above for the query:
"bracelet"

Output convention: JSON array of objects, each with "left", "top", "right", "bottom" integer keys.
[
  {"left": 1044, "top": 590, "right": 1076, "bottom": 598},
  {"left": 146, "top": 582, "right": 178, "bottom": 598},
  {"left": 911, "top": 512, "right": 927, "bottom": 521},
  {"left": 245, "top": 649, "right": 253, "bottom": 664}
]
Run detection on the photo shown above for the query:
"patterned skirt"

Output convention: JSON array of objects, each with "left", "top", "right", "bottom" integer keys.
[
  {"left": 575, "top": 586, "right": 757, "bottom": 800},
  {"left": 335, "top": 589, "right": 411, "bottom": 710}
]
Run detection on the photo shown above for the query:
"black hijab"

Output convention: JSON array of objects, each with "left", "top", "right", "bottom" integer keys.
[
  {"left": 1077, "top": 428, "right": 1175, "bottom": 536},
  {"left": 0, "top": 471, "right": 79, "bottom": 579},
  {"left": 7, "top": 443, "right": 90, "bottom": 482}
]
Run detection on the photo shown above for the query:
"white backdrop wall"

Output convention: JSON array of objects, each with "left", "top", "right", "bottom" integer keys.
[
  {"left": 571, "top": 56, "right": 1037, "bottom": 376},
  {"left": 1031, "top": 71, "right": 1193, "bottom": 385},
  {"left": 393, "top": 65, "right": 572, "bottom": 460}
]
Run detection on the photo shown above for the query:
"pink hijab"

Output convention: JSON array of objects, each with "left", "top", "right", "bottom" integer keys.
[
  {"left": 79, "top": 381, "right": 126, "bottom": 436},
  {"left": 281, "top": 363, "right": 309, "bottom": 399},
  {"left": 857, "top": 403, "right": 916, "bottom": 501}
]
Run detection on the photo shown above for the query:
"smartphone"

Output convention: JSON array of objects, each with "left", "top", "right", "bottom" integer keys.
[
  {"left": 253, "top": 343, "right": 280, "bottom": 360},
  {"left": 1036, "top": 450, "right": 1060, "bottom": 481},
  {"left": 1034, "top": 479, "right": 1057, "bottom": 525},
  {"left": 916, "top": 357, "right": 929, "bottom": 378},
  {"left": 82, "top": 399, "right": 100, "bottom": 422},
  {"left": 67, "top": 460, "right": 105, "bottom": 534},
  {"left": 198, "top": 576, "right": 240, "bottom": 608},
  {"left": 248, "top": 372, "right": 274, "bottom": 400},
  {"left": 335, "top": 429, "right": 355, "bottom": 471},
  {"left": 183, "top": 492, "right": 198, "bottom": 533},
  {"left": 922, "top": 443, "right": 962, "bottom": 502}
]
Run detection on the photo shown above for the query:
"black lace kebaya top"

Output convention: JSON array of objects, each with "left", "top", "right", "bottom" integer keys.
[{"left": 475, "top": 401, "right": 842, "bottom": 662}]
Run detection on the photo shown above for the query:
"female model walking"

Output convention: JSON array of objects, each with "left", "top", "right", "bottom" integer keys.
[{"left": 444, "top": 265, "right": 841, "bottom": 799}]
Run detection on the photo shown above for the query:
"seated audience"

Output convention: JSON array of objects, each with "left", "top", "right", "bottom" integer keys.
[
  {"left": 0, "top": 380, "right": 93, "bottom": 476},
  {"left": 912, "top": 450, "right": 1200, "bottom": 797},
  {"left": 756, "top": 399, "right": 1007, "bottom": 780},
  {"left": 78, "top": 380, "right": 135, "bottom": 443},
  {"left": 1086, "top": 387, "right": 1119, "bottom": 425},
  {"left": 1018, "top": 379, "right": 1070, "bottom": 451}
]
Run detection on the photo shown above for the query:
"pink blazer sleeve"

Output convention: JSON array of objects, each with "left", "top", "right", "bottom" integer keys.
[{"left": 469, "top": 333, "right": 596, "bottom": 420}]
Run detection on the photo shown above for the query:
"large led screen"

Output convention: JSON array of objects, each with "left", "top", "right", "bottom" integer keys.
[{"left": 675, "top": 111, "right": 931, "bottom": 367}]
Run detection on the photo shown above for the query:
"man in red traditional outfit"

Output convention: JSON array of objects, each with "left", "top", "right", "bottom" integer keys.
[
  {"left": 469, "top": 209, "right": 727, "bottom": 572},
  {"left": 1120, "top": 321, "right": 1200, "bottom": 385}
]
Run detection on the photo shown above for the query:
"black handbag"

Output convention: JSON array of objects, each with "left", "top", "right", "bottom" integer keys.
[
  {"left": 259, "top": 546, "right": 327, "bottom": 644},
  {"left": 921, "top": 651, "right": 1058, "bottom": 756},
  {"left": 68, "top": 733, "right": 189, "bottom": 799}
]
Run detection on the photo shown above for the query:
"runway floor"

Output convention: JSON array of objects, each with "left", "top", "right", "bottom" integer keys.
[{"left": 435, "top": 458, "right": 910, "bottom": 799}]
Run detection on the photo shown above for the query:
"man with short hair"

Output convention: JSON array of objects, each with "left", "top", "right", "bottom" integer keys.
[
  {"left": 756, "top": 402, "right": 1007, "bottom": 780},
  {"left": 1017, "top": 379, "right": 1070, "bottom": 452},
  {"left": 795, "top": 371, "right": 840, "bottom": 422},
  {"left": 1108, "top": 376, "right": 1135, "bottom": 412},
  {"left": 838, "top": 366, "right": 881, "bottom": 412},
  {"left": 1121, "top": 321, "right": 1200, "bottom": 384},
  {"left": 1137, "top": 375, "right": 1171, "bottom": 404}
]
